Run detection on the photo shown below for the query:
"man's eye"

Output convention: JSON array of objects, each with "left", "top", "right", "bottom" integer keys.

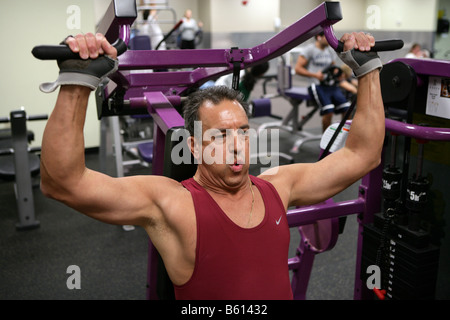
[
  {"left": 212, "top": 134, "right": 225, "bottom": 141},
  {"left": 238, "top": 130, "right": 249, "bottom": 137}
]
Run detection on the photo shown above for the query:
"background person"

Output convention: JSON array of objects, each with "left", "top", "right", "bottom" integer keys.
[
  {"left": 405, "top": 43, "right": 429, "bottom": 58},
  {"left": 294, "top": 32, "right": 352, "bottom": 132},
  {"left": 179, "top": 9, "right": 203, "bottom": 49}
]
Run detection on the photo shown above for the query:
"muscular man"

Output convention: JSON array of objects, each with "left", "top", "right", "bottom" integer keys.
[{"left": 40, "top": 32, "right": 384, "bottom": 299}]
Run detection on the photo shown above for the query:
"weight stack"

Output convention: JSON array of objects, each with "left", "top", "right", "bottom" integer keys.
[{"left": 360, "top": 212, "right": 440, "bottom": 300}]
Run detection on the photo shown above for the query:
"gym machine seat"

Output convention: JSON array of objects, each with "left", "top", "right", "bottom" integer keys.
[{"left": 0, "top": 154, "right": 40, "bottom": 181}]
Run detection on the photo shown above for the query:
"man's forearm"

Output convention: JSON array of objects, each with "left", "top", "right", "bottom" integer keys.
[
  {"left": 295, "top": 65, "right": 318, "bottom": 79},
  {"left": 345, "top": 70, "right": 385, "bottom": 169},
  {"left": 40, "top": 85, "right": 91, "bottom": 199}
]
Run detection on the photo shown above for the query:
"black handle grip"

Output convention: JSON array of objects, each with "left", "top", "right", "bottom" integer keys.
[
  {"left": 372, "top": 39, "right": 404, "bottom": 52},
  {"left": 336, "top": 39, "right": 404, "bottom": 53},
  {"left": 0, "top": 148, "right": 14, "bottom": 156},
  {"left": 32, "top": 39, "right": 127, "bottom": 60},
  {"left": 27, "top": 114, "right": 49, "bottom": 121},
  {"left": 0, "top": 114, "right": 48, "bottom": 123}
]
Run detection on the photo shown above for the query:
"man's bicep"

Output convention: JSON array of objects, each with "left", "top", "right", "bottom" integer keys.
[
  {"left": 259, "top": 164, "right": 312, "bottom": 208},
  {"left": 64, "top": 169, "right": 168, "bottom": 226},
  {"left": 283, "top": 151, "right": 361, "bottom": 207}
]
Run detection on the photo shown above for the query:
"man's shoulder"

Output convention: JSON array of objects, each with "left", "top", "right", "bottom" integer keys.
[{"left": 298, "top": 43, "right": 316, "bottom": 56}]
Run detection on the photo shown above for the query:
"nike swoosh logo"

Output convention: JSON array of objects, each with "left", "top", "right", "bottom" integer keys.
[{"left": 276, "top": 216, "right": 282, "bottom": 225}]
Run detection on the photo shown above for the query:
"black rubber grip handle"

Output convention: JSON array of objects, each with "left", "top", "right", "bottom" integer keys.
[
  {"left": 0, "top": 148, "right": 14, "bottom": 156},
  {"left": 27, "top": 114, "right": 49, "bottom": 121},
  {"left": 0, "top": 114, "right": 48, "bottom": 122},
  {"left": 336, "top": 39, "right": 404, "bottom": 53},
  {"left": 32, "top": 39, "right": 127, "bottom": 60}
]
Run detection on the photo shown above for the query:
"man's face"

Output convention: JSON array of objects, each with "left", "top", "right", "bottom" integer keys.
[
  {"left": 317, "top": 34, "right": 329, "bottom": 48},
  {"left": 192, "top": 99, "right": 251, "bottom": 187}
]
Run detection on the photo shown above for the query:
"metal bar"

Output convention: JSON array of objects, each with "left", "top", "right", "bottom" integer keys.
[
  {"left": 290, "top": 240, "right": 316, "bottom": 300},
  {"left": 142, "top": 92, "right": 184, "bottom": 300},
  {"left": 97, "top": 0, "right": 137, "bottom": 43},
  {"left": 250, "top": 2, "right": 341, "bottom": 63},
  {"left": 145, "top": 124, "right": 166, "bottom": 300},
  {"left": 353, "top": 162, "right": 382, "bottom": 300},
  {"left": 122, "top": 139, "right": 153, "bottom": 147},
  {"left": 10, "top": 110, "right": 40, "bottom": 230},
  {"left": 146, "top": 239, "right": 160, "bottom": 300},
  {"left": 118, "top": 2, "right": 340, "bottom": 71},
  {"left": 99, "top": 2, "right": 342, "bottom": 100},
  {"left": 287, "top": 198, "right": 365, "bottom": 228},
  {"left": 119, "top": 25, "right": 131, "bottom": 46},
  {"left": 392, "top": 58, "right": 450, "bottom": 78},
  {"left": 118, "top": 49, "right": 235, "bottom": 70},
  {"left": 115, "top": 66, "right": 229, "bottom": 97},
  {"left": 385, "top": 118, "right": 450, "bottom": 141},
  {"left": 122, "top": 159, "right": 141, "bottom": 166},
  {"left": 110, "top": 116, "right": 124, "bottom": 177},
  {"left": 143, "top": 92, "right": 184, "bottom": 135}
]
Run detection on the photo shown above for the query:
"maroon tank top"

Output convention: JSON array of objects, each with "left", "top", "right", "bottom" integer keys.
[{"left": 175, "top": 175, "right": 293, "bottom": 300}]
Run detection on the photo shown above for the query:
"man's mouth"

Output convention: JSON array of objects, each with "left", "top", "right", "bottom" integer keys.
[{"left": 229, "top": 159, "right": 244, "bottom": 172}]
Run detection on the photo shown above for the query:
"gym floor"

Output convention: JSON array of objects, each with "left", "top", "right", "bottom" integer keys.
[{"left": 0, "top": 74, "right": 362, "bottom": 300}]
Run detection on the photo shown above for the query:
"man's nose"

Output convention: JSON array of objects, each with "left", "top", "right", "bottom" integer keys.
[{"left": 227, "top": 130, "right": 245, "bottom": 153}]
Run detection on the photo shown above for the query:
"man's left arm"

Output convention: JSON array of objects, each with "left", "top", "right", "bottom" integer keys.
[{"left": 262, "top": 32, "right": 384, "bottom": 208}]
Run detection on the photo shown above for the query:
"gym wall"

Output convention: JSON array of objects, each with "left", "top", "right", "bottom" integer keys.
[{"left": 0, "top": 0, "right": 100, "bottom": 148}]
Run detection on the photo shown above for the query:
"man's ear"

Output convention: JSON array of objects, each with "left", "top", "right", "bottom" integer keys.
[{"left": 187, "top": 135, "right": 200, "bottom": 160}]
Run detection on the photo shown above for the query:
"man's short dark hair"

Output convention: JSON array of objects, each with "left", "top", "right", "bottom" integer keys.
[
  {"left": 183, "top": 86, "right": 250, "bottom": 137},
  {"left": 315, "top": 32, "right": 325, "bottom": 40}
]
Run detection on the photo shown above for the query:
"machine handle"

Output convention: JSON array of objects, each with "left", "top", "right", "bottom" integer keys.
[
  {"left": 27, "top": 114, "right": 49, "bottom": 121},
  {"left": 323, "top": 25, "right": 404, "bottom": 53},
  {"left": 336, "top": 39, "right": 404, "bottom": 53},
  {"left": 32, "top": 38, "right": 127, "bottom": 60},
  {"left": 0, "top": 113, "right": 48, "bottom": 123},
  {"left": 0, "top": 148, "right": 14, "bottom": 156}
]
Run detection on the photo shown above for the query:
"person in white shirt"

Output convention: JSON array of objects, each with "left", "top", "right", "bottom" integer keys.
[{"left": 179, "top": 9, "right": 202, "bottom": 49}]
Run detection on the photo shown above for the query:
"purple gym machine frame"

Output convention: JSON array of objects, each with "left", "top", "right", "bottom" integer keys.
[{"left": 34, "top": 0, "right": 450, "bottom": 299}]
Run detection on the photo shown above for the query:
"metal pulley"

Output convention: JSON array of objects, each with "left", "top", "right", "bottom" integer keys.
[{"left": 380, "top": 61, "right": 417, "bottom": 108}]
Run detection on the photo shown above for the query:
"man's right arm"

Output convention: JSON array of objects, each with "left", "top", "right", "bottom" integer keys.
[
  {"left": 40, "top": 84, "right": 174, "bottom": 228},
  {"left": 39, "top": 34, "right": 177, "bottom": 228},
  {"left": 40, "top": 80, "right": 197, "bottom": 284}
]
